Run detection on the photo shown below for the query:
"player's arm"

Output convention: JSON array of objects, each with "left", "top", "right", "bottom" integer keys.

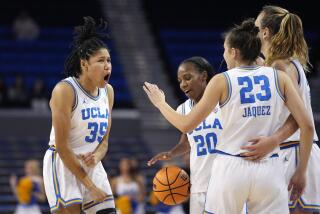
[
  {"left": 271, "top": 61, "right": 300, "bottom": 140},
  {"left": 148, "top": 134, "right": 190, "bottom": 166},
  {"left": 168, "top": 134, "right": 190, "bottom": 158},
  {"left": 50, "top": 82, "right": 98, "bottom": 192},
  {"left": 280, "top": 71, "right": 314, "bottom": 200},
  {"left": 94, "top": 84, "right": 114, "bottom": 158},
  {"left": 143, "top": 73, "right": 224, "bottom": 133},
  {"left": 241, "top": 111, "right": 298, "bottom": 161},
  {"left": 79, "top": 84, "right": 114, "bottom": 167}
]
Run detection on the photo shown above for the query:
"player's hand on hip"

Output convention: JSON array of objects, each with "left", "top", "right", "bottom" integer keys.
[
  {"left": 148, "top": 152, "right": 172, "bottom": 166},
  {"left": 143, "top": 82, "right": 165, "bottom": 108},
  {"left": 88, "top": 185, "right": 108, "bottom": 203},
  {"left": 288, "top": 169, "right": 306, "bottom": 201},
  {"left": 240, "top": 136, "right": 278, "bottom": 161},
  {"left": 78, "top": 152, "right": 98, "bottom": 168}
]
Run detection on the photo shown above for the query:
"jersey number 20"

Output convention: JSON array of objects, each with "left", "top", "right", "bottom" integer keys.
[{"left": 194, "top": 132, "right": 217, "bottom": 156}]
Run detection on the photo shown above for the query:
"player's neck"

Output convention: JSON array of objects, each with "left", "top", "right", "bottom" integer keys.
[
  {"left": 76, "top": 76, "right": 98, "bottom": 96},
  {"left": 236, "top": 61, "right": 257, "bottom": 68}
]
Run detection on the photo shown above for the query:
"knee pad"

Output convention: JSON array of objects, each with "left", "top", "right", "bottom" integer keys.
[{"left": 96, "top": 208, "right": 117, "bottom": 214}]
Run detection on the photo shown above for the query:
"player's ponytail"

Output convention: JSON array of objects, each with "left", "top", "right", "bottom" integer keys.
[
  {"left": 64, "top": 16, "right": 109, "bottom": 77},
  {"left": 260, "top": 5, "right": 310, "bottom": 71}
]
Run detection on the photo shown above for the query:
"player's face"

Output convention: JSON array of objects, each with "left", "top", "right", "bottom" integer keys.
[
  {"left": 177, "top": 63, "right": 207, "bottom": 102},
  {"left": 255, "top": 13, "right": 263, "bottom": 42},
  {"left": 223, "top": 41, "right": 235, "bottom": 69},
  {"left": 255, "top": 12, "right": 270, "bottom": 55},
  {"left": 86, "top": 48, "right": 112, "bottom": 88}
]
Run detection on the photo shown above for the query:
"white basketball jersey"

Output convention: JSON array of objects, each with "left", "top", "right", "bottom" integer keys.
[
  {"left": 219, "top": 66, "right": 286, "bottom": 157},
  {"left": 49, "top": 77, "right": 109, "bottom": 154},
  {"left": 177, "top": 99, "right": 222, "bottom": 193},
  {"left": 281, "top": 59, "right": 318, "bottom": 142}
]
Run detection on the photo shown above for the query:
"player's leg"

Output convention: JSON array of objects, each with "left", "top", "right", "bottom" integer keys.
[
  {"left": 82, "top": 162, "right": 115, "bottom": 214},
  {"left": 247, "top": 158, "right": 289, "bottom": 214},
  {"left": 291, "top": 209, "right": 315, "bottom": 214},
  {"left": 282, "top": 144, "right": 320, "bottom": 214},
  {"left": 96, "top": 208, "right": 117, "bottom": 214},
  {"left": 204, "top": 155, "right": 249, "bottom": 214},
  {"left": 55, "top": 204, "right": 81, "bottom": 214}
]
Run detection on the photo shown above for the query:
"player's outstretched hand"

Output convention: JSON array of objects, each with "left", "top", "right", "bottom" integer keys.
[
  {"left": 148, "top": 152, "right": 172, "bottom": 166},
  {"left": 78, "top": 152, "right": 98, "bottom": 168},
  {"left": 288, "top": 169, "right": 306, "bottom": 201},
  {"left": 143, "top": 82, "right": 165, "bottom": 108},
  {"left": 240, "top": 136, "right": 278, "bottom": 161}
]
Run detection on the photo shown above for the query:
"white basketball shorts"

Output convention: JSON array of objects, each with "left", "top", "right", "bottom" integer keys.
[
  {"left": 204, "top": 155, "right": 289, "bottom": 214},
  {"left": 43, "top": 147, "right": 115, "bottom": 213}
]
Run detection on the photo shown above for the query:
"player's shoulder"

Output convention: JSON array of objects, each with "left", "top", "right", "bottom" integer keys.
[
  {"left": 272, "top": 59, "right": 292, "bottom": 73},
  {"left": 106, "top": 83, "right": 114, "bottom": 93},
  {"left": 50, "top": 79, "right": 76, "bottom": 107},
  {"left": 176, "top": 98, "right": 191, "bottom": 113},
  {"left": 52, "top": 80, "right": 74, "bottom": 97}
]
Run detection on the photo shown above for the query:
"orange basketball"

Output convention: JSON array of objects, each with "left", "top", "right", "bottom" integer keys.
[{"left": 152, "top": 165, "right": 190, "bottom": 205}]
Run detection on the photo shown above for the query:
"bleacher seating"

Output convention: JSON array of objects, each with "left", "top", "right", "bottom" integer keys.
[
  {"left": 0, "top": 26, "right": 133, "bottom": 108},
  {"left": 0, "top": 137, "right": 158, "bottom": 214},
  {"left": 159, "top": 29, "right": 319, "bottom": 84},
  {"left": 160, "top": 29, "right": 226, "bottom": 77}
]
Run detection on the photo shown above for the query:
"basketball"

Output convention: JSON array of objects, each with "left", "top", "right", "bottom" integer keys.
[{"left": 152, "top": 165, "right": 190, "bottom": 205}]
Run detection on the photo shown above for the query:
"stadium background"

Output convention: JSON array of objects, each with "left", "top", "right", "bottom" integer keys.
[{"left": 0, "top": 0, "right": 319, "bottom": 213}]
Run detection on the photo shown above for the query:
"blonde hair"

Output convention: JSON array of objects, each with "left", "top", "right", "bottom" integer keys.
[
  {"left": 25, "top": 159, "right": 41, "bottom": 175},
  {"left": 260, "top": 5, "right": 310, "bottom": 71}
]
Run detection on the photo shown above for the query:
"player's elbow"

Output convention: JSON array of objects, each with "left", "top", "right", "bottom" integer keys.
[
  {"left": 306, "top": 122, "right": 315, "bottom": 137},
  {"left": 179, "top": 124, "right": 194, "bottom": 134},
  {"left": 301, "top": 120, "right": 314, "bottom": 140}
]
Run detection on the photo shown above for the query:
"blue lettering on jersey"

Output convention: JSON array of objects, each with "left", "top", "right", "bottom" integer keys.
[
  {"left": 85, "top": 122, "right": 108, "bottom": 143},
  {"left": 238, "top": 75, "right": 271, "bottom": 104},
  {"left": 242, "top": 105, "right": 271, "bottom": 117},
  {"left": 81, "top": 107, "right": 109, "bottom": 120},
  {"left": 81, "top": 107, "right": 109, "bottom": 143},
  {"left": 194, "top": 132, "right": 217, "bottom": 156},
  {"left": 189, "top": 118, "right": 222, "bottom": 135}
]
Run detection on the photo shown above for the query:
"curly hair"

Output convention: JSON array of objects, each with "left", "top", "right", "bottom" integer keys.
[{"left": 64, "top": 16, "right": 109, "bottom": 77}]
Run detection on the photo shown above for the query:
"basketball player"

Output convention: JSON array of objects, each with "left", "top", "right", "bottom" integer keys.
[
  {"left": 246, "top": 6, "right": 320, "bottom": 214},
  {"left": 43, "top": 17, "right": 116, "bottom": 214},
  {"left": 143, "top": 18, "right": 314, "bottom": 213},
  {"left": 147, "top": 57, "right": 224, "bottom": 214}
]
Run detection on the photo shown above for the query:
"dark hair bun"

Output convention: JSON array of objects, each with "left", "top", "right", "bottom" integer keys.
[
  {"left": 239, "top": 18, "right": 259, "bottom": 35},
  {"left": 73, "top": 16, "right": 108, "bottom": 47}
]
